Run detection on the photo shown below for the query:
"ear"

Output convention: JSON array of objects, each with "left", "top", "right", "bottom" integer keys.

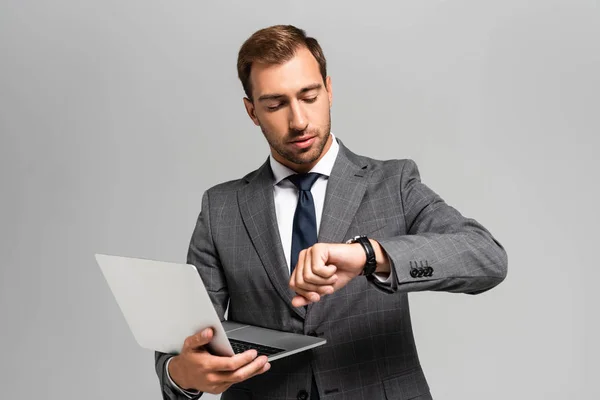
[
  {"left": 325, "top": 76, "right": 333, "bottom": 107},
  {"left": 243, "top": 97, "right": 260, "bottom": 126}
]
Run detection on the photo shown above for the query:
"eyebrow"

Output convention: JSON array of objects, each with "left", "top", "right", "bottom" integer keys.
[{"left": 257, "top": 83, "right": 322, "bottom": 102}]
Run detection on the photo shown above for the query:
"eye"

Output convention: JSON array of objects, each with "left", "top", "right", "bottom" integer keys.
[
  {"left": 303, "top": 96, "right": 318, "bottom": 103},
  {"left": 266, "top": 103, "right": 283, "bottom": 111}
]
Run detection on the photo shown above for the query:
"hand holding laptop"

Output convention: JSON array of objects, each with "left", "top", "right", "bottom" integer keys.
[
  {"left": 94, "top": 254, "right": 326, "bottom": 395},
  {"left": 168, "top": 327, "right": 271, "bottom": 394}
]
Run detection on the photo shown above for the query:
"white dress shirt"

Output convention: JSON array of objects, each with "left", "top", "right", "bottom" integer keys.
[
  {"left": 166, "top": 133, "right": 391, "bottom": 396},
  {"left": 270, "top": 133, "right": 339, "bottom": 271},
  {"left": 270, "top": 133, "right": 391, "bottom": 283}
]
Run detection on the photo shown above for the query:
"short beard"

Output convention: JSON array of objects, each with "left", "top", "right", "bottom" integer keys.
[{"left": 259, "top": 112, "right": 331, "bottom": 166}]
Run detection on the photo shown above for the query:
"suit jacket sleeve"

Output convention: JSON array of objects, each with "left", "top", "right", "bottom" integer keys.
[
  {"left": 375, "top": 159, "right": 508, "bottom": 295},
  {"left": 154, "top": 190, "right": 228, "bottom": 399}
]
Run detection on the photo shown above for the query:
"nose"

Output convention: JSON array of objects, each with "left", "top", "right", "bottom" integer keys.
[{"left": 288, "top": 100, "right": 308, "bottom": 132}]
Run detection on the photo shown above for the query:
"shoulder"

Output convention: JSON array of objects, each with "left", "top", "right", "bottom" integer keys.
[
  {"left": 206, "top": 177, "right": 247, "bottom": 195},
  {"left": 340, "top": 142, "right": 419, "bottom": 179},
  {"left": 202, "top": 161, "right": 266, "bottom": 201},
  {"left": 369, "top": 156, "right": 417, "bottom": 173}
]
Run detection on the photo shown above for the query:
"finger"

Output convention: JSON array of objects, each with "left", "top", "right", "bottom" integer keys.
[
  {"left": 295, "top": 251, "right": 320, "bottom": 293},
  {"left": 291, "top": 279, "right": 334, "bottom": 295},
  {"left": 221, "top": 355, "right": 271, "bottom": 384},
  {"left": 291, "top": 287, "right": 320, "bottom": 306},
  {"left": 291, "top": 262, "right": 321, "bottom": 300},
  {"left": 303, "top": 268, "right": 338, "bottom": 285},
  {"left": 315, "top": 284, "right": 335, "bottom": 295},
  {"left": 294, "top": 250, "right": 307, "bottom": 288},
  {"left": 312, "top": 263, "right": 338, "bottom": 280},
  {"left": 257, "top": 361, "right": 271, "bottom": 375},
  {"left": 297, "top": 287, "right": 321, "bottom": 302},
  {"left": 289, "top": 250, "right": 305, "bottom": 289},
  {"left": 302, "top": 250, "right": 336, "bottom": 286},
  {"left": 206, "top": 349, "right": 259, "bottom": 372},
  {"left": 290, "top": 251, "right": 327, "bottom": 305},
  {"left": 305, "top": 244, "right": 338, "bottom": 280},
  {"left": 183, "top": 327, "right": 214, "bottom": 351},
  {"left": 292, "top": 294, "right": 311, "bottom": 307},
  {"left": 301, "top": 248, "right": 314, "bottom": 285}
]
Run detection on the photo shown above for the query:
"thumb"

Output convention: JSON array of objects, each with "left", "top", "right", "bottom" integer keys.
[{"left": 185, "top": 327, "right": 214, "bottom": 351}]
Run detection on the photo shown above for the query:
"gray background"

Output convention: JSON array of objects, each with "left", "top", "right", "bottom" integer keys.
[{"left": 1, "top": 0, "right": 598, "bottom": 399}]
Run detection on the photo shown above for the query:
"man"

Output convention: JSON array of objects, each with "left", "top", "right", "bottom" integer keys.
[{"left": 155, "top": 25, "right": 507, "bottom": 400}]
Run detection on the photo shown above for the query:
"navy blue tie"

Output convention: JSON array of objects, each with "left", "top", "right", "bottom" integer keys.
[
  {"left": 289, "top": 172, "right": 321, "bottom": 275},
  {"left": 288, "top": 172, "right": 322, "bottom": 400}
]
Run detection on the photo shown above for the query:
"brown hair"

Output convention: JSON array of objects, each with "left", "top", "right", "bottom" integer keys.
[{"left": 237, "top": 25, "right": 327, "bottom": 100}]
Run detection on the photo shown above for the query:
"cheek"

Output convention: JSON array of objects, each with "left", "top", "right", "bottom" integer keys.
[
  {"left": 259, "top": 112, "right": 289, "bottom": 135},
  {"left": 308, "top": 103, "right": 330, "bottom": 127}
]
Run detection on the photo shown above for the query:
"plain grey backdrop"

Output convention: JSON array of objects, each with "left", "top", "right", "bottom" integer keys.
[{"left": 1, "top": 0, "right": 598, "bottom": 399}]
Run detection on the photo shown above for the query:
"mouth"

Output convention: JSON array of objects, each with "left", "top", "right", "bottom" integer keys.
[{"left": 289, "top": 135, "right": 316, "bottom": 149}]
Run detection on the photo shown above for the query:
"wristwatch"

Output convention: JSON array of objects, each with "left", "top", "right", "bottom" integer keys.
[{"left": 345, "top": 235, "right": 377, "bottom": 277}]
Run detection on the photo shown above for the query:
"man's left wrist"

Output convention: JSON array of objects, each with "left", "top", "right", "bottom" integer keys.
[
  {"left": 346, "top": 235, "right": 378, "bottom": 276},
  {"left": 369, "top": 239, "right": 391, "bottom": 275}
]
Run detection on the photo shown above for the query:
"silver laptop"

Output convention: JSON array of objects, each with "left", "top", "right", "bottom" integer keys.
[{"left": 94, "top": 254, "right": 326, "bottom": 361}]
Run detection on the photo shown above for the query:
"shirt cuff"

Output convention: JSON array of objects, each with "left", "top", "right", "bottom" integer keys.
[
  {"left": 370, "top": 260, "right": 399, "bottom": 293},
  {"left": 165, "top": 357, "right": 201, "bottom": 398},
  {"left": 372, "top": 271, "right": 393, "bottom": 284}
]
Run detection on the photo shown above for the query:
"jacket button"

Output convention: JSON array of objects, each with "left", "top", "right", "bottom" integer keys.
[{"left": 297, "top": 389, "right": 309, "bottom": 400}]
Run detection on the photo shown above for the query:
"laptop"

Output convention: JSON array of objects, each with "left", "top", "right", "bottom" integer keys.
[{"left": 94, "top": 254, "right": 326, "bottom": 361}]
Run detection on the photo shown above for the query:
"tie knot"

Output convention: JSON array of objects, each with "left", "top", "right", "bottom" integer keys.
[{"left": 288, "top": 172, "right": 321, "bottom": 191}]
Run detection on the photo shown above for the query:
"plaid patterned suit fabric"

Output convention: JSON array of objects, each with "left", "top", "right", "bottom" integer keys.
[{"left": 155, "top": 138, "right": 507, "bottom": 400}]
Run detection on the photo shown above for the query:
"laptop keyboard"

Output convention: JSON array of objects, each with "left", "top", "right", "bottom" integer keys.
[{"left": 229, "top": 338, "right": 285, "bottom": 357}]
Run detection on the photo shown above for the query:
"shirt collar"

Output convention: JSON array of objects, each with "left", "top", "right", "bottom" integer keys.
[{"left": 270, "top": 132, "right": 339, "bottom": 186}]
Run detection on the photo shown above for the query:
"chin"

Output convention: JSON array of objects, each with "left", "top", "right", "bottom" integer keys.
[{"left": 295, "top": 149, "right": 322, "bottom": 165}]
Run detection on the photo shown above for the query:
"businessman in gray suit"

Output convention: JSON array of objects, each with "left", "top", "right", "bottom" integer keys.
[{"left": 155, "top": 25, "right": 508, "bottom": 400}]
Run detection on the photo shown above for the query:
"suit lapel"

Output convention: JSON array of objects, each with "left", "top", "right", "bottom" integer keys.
[
  {"left": 307, "top": 141, "right": 371, "bottom": 320},
  {"left": 238, "top": 160, "right": 306, "bottom": 319},
  {"left": 318, "top": 141, "right": 370, "bottom": 245},
  {"left": 237, "top": 141, "right": 370, "bottom": 321}
]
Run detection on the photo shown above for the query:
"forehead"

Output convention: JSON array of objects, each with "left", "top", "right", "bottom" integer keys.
[{"left": 250, "top": 46, "right": 323, "bottom": 98}]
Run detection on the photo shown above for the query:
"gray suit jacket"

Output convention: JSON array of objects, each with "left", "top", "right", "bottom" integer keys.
[{"left": 155, "top": 138, "right": 508, "bottom": 400}]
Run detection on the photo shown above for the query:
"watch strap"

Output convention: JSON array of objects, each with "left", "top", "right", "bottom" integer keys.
[{"left": 346, "top": 235, "right": 377, "bottom": 276}]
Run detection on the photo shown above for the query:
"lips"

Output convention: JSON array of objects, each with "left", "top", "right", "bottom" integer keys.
[
  {"left": 290, "top": 136, "right": 316, "bottom": 149},
  {"left": 291, "top": 135, "right": 315, "bottom": 143},
  {"left": 290, "top": 135, "right": 317, "bottom": 148}
]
